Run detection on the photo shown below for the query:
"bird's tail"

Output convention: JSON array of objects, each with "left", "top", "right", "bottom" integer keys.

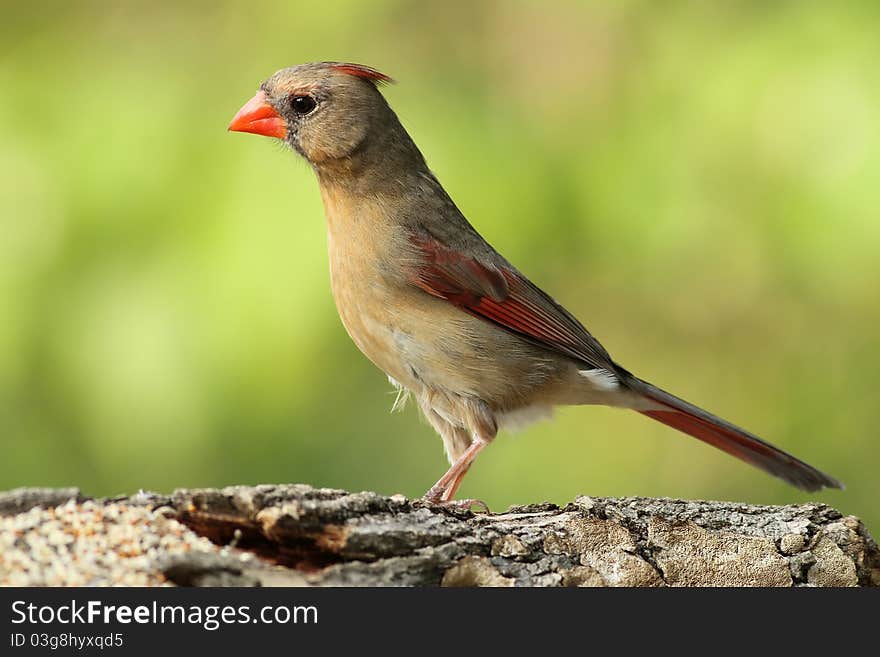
[{"left": 624, "top": 375, "right": 843, "bottom": 492}]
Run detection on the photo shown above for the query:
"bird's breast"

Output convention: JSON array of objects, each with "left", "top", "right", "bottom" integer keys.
[{"left": 324, "top": 202, "right": 419, "bottom": 387}]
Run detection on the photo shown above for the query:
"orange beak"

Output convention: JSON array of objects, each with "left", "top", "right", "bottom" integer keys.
[{"left": 228, "top": 90, "right": 287, "bottom": 139}]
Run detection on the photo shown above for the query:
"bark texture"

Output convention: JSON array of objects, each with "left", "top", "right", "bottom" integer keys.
[{"left": 1, "top": 485, "right": 877, "bottom": 587}]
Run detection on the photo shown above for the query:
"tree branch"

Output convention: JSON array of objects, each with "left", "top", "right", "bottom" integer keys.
[{"left": 1, "top": 485, "right": 876, "bottom": 586}]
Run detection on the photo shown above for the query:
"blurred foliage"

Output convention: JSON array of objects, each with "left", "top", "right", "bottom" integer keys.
[{"left": 1, "top": 1, "right": 877, "bottom": 532}]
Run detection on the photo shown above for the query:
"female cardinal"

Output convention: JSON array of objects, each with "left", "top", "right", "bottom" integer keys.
[{"left": 228, "top": 62, "right": 841, "bottom": 505}]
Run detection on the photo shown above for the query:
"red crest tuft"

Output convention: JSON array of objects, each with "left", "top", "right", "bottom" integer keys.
[{"left": 329, "top": 62, "right": 395, "bottom": 85}]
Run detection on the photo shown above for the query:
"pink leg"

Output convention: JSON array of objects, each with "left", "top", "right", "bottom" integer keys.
[
  {"left": 441, "top": 463, "right": 472, "bottom": 502},
  {"left": 424, "top": 438, "right": 488, "bottom": 503}
]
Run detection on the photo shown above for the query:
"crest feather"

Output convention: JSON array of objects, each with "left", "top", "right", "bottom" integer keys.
[{"left": 329, "top": 62, "right": 394, "bottom": 85}]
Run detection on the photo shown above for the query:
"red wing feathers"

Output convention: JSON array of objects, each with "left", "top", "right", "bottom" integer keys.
[
  {"left": 408, "top": 231, "right": 614, "bottom": 370},
  {"left": 412, "top": 234, "right": 508, "bottom": 304}
]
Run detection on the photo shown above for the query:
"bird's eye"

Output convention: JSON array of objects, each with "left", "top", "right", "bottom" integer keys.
[{"left": 291, "top": 95, "right": 317, "bottom": 115}]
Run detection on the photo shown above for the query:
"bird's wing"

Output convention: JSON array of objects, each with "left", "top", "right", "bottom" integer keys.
[
  {"left": 406, "top": 229, "right": 843, "bottom": 492},
  {"left": 406, "top": 228, "right": 617, "bottom": 372}
]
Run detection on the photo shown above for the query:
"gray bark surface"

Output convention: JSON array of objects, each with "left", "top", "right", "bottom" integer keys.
[{"left": 1, "top": 485, "right": 876, "bottom": 586}]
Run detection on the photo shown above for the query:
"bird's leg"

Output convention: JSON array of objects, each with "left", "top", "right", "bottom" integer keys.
[
  {"left": 423, "top": 437, "right": 489, "bottom": 509},
  {"left": 440, "top": 464, "right": 472, "bottom": 502}
]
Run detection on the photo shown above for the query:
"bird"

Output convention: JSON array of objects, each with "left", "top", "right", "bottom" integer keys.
[{"left": 228, "top": 61, "right": 842, "bottom": 507}]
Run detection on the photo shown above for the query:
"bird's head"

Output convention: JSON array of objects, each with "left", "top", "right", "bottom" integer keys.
[{"left": 228, "top": 62, "right": 394, "bottom": 166}]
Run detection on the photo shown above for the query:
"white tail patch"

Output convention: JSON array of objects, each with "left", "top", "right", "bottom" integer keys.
[{"left": 579, "top": 368, "right": 620, "bottom": 391}]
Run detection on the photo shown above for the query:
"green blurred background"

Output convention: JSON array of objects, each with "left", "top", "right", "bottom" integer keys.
[{"left": 1, "top": 1, "right": 877, "bottom": 532}]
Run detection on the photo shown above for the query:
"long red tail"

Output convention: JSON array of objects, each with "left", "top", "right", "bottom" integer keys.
[{"left": 627, "top": 377, "right": 842, "bottom": 492}]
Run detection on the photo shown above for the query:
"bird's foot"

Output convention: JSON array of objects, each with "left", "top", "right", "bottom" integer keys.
[
  {"left": 420, "top": 438, "right": 491, "bottom": 513},
  {"left": 424, "top": 482, "right": 450, "bottom": 503}
]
